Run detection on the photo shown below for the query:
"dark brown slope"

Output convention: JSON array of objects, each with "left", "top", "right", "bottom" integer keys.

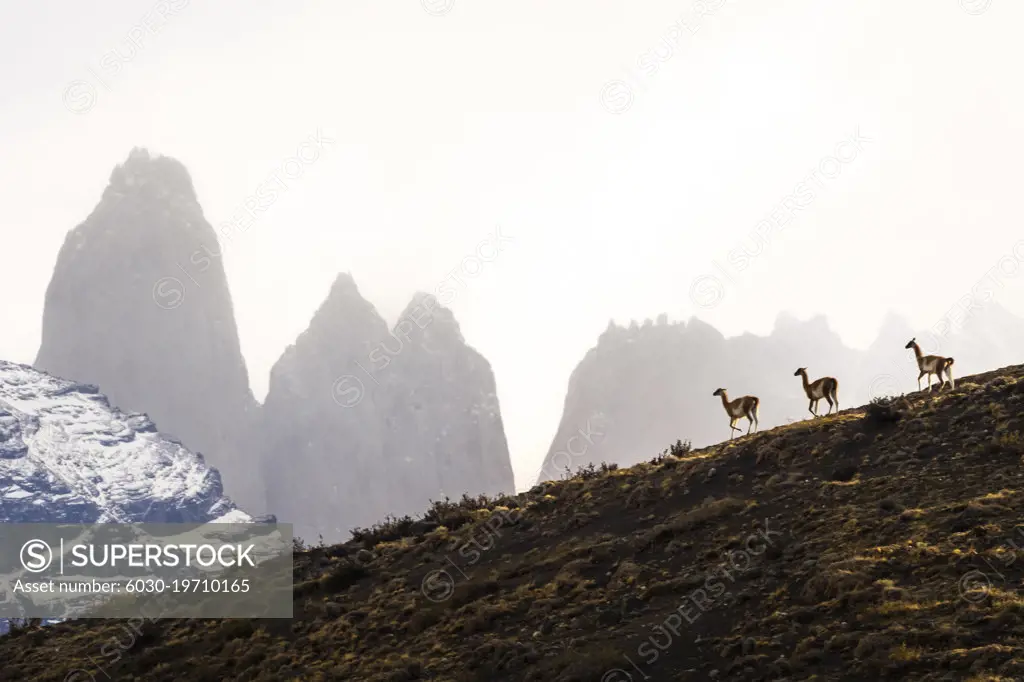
[{"left": 5, "top": 364, "right": 1024, "bottom": 681}]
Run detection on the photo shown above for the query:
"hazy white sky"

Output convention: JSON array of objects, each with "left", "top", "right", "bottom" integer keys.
[{"left": 2, "top": 0, "right": 1023, "bottom": 489}]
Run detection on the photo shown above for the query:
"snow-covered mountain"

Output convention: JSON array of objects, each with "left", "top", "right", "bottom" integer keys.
[{"left": 0, "top": 360, "right": 254, "bottom": 524}]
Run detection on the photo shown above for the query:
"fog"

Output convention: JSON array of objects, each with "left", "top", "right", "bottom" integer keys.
[{"left": 2, "top": 0, "right": 1022, "bottom": 490}]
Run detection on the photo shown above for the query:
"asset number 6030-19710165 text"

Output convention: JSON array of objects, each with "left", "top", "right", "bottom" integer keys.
[{"left": 122, "top": 578, "right": 251, "bottom": 593}]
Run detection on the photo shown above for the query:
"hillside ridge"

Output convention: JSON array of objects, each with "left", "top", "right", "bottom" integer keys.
[{"left": 3, "top": 363, "right": 1024, "bottom": 681}]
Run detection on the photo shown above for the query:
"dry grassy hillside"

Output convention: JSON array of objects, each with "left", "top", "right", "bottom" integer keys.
[{"left": 4, "top": 365, "right": 1024, "bottom": 681}]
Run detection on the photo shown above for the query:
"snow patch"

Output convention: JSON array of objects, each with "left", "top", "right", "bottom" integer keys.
[{"left": 0, "top": 361, "right": 253, "bottom": 524}]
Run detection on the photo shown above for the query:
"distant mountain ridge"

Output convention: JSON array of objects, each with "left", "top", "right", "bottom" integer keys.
[{"left": 537, "top": 304, "right": 1024, "bottom": 481}]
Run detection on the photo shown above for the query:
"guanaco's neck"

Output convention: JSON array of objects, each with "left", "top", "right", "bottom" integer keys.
[
  {"left": 719, "top": 391, "right": 730, "bottom": 409},
  {"left": 798, "top": 370, "right": 810, "bottom": 391},
  {"left": 910, "top": 342, "right": 923, "bottom": 362}
]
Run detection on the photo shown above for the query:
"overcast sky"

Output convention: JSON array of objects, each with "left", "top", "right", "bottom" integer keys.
[{"left": 2, "top": 0, "right": 1022, "bottom": 490}]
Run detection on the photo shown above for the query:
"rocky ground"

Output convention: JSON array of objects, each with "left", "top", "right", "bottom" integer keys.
[{"left": 4, "top": 364, "right": 1024, "bottom": 681}]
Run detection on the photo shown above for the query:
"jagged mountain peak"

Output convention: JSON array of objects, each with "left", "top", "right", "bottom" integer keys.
[
  {"left": 768, "top": 313, "right": 844, "bottom": 354},
  {"left": 684, "top": 315, "right": 726, "bottom": 342},
  {"left": 403, "top": 290, "right": 439, "bottom": 313},
  {"left": 287, "top": 275, "right": 388, "bottom": 358},
  {"left": 397, "top": 292, "right": 464, "bottom": 345},
  {"left": 35, "top": 151, "right": 259, "bottom": 513},
  {"left": 106, "top": 147, "right": 197, "bottom": 202},
  {"left": 329, "top": 271, "right": 360, "bottom": 296},
  {"left": 259, "top": 282, "right": 512, "bottom": 542},
  {"left": 0, "top": 360, "right": 252, "bottom": 524},
  {"left": 318, "top": 273, "right": 379, "bottom": 318}
]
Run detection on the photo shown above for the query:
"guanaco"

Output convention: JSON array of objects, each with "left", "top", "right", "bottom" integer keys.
[
  {"left": 905, "top": 338, "right": 955, "bottom": 392},
  {"left": 794, "top": 367, "right": 839, "bottom": 417},
  {"left": 712, "top": 388, "right": 760, "bottom": 439}
]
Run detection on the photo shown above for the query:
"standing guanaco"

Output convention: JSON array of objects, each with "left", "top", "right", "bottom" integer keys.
[
  {"left": 712, "top": 388, "right": 760, "bottom": 439},
  {"left": 905, "top": 338, "right": 955, "bottom": 392},
  {"left": 794, "top": 367, "right": 839, "bottom": 417}
]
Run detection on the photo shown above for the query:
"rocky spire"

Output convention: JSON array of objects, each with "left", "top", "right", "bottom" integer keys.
[
  {"left": 258, "top": 283, "right": 514, "bottom": 543},
  {"left": 34, "top": 149, "right": 260, "bottom": 511}
]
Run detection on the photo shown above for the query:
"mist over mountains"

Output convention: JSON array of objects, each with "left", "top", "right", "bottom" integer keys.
[
  {"left": 31, "top": 149, "right": 514, "bottom": 542},
  {"left": 536, "top": 304, "right": 1024, "bottom": 481},
  {"left": 260, "top": 279, "right": 512, "bottom": 542},
  {"left": 19, "top": 147, "right": 1024, "bottom": 543},
  {"left": 35, "top": 148, "right": 262, "bottom": 513}
]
